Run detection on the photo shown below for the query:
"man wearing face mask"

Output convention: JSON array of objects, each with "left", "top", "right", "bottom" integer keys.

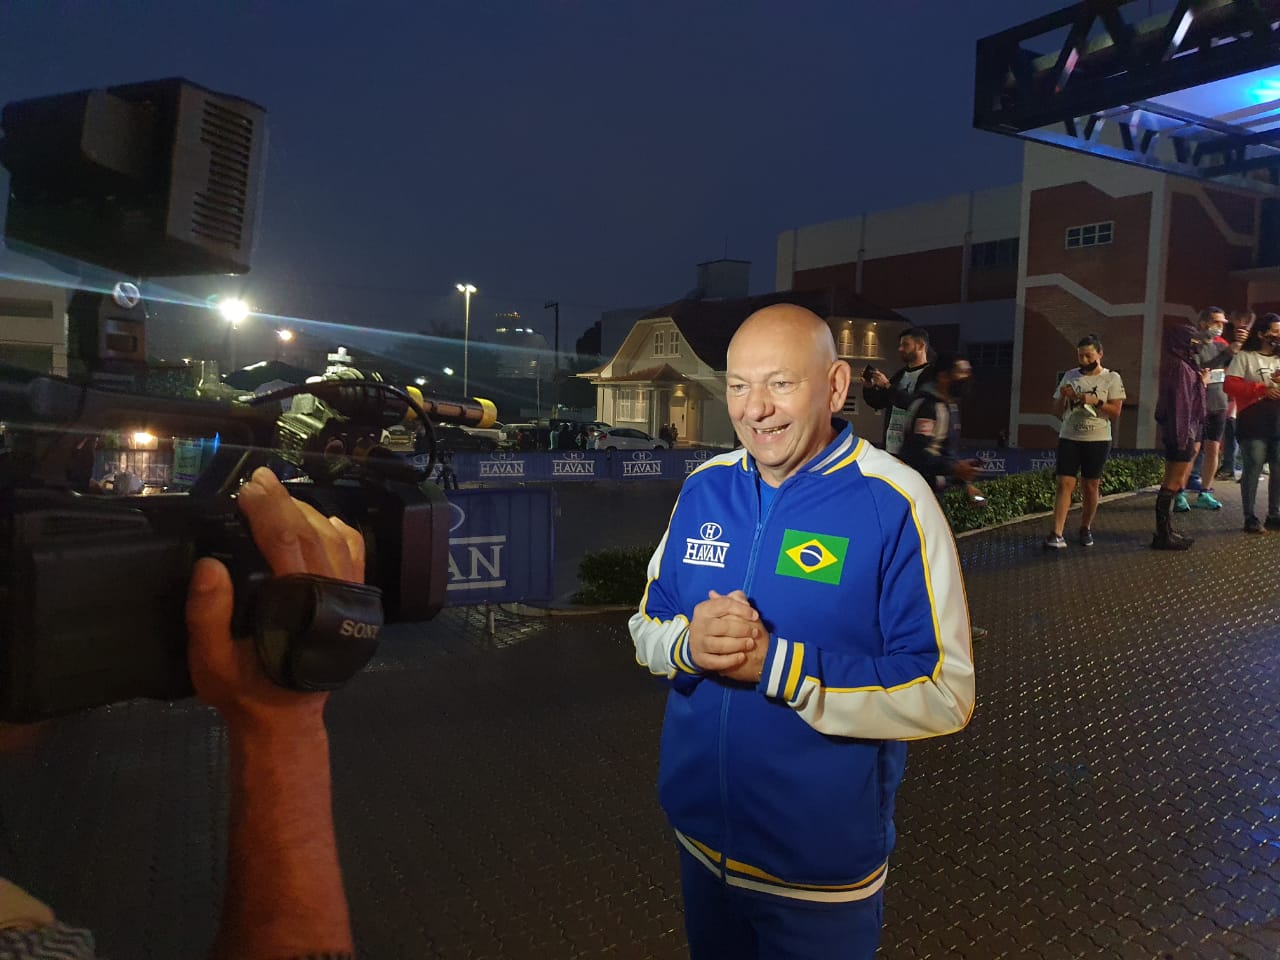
[
  {"left": 898, "top": 352, "right": 983, "bottom": 504},
  {"left": 1184, "top": 307, "right": 1242, "bottom": 511},
  {"left": 1043, "top": 335, "right": 1126, "bottom": 549}
]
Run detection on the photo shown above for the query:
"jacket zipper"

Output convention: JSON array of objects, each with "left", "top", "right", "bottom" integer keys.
[{"left": 718, "top": 467, "right": 785, "bottom": 881}]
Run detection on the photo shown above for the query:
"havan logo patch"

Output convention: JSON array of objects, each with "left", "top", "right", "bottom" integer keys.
[{"left": 683, "top": 520, "right": 730, "bottom": 568}]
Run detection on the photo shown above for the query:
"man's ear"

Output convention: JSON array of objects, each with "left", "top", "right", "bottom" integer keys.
[{"left": 829, "top": 360, "right": 852, "bottom": 413}]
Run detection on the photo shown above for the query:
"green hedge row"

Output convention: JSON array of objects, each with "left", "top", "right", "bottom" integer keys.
[
  {"left": 572, "top": 544, "right": 658, "bottom": 605},
  {"left": 570, "top": 455, "right": 1166, "bottom": 603},
  {"left": 941, "top": 454, "right": 1165, "bottom": 533}
]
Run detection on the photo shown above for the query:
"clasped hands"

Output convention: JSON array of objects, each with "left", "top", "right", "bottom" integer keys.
[{"left": 688, "top": 589, "right": 767, "bottom": 684}]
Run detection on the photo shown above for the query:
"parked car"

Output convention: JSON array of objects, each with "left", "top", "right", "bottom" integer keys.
[
  {"left": 461, "top": 422, "right": 505, "bottom": 446},
  {"left": 501, "top": 422, "right": 552, "bottom": 451},
  {"left": 589, "top": 426, "right": 669, "bottom": 451},
  {"left": 380, "top": 424, "right": 417, "bottom": 452},
  {"left": 433, "top": 424, "right": 497, "bottom": 452}
]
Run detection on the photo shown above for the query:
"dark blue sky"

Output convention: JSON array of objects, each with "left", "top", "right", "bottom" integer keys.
[{"left": 2, "top": 0, "right": 1077, "bottom": 351}]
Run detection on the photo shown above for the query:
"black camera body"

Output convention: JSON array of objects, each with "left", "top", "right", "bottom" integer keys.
[
  {"left": 0, "top": 369, "right": 453, "bottom": 722},
  {"left": 0, "top": 77, "right": 496, "bottom": 721}
]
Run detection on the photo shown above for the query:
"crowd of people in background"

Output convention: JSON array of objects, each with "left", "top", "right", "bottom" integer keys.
[{"left": 861, "top": 309, "right": 1280, "bottom": 551}]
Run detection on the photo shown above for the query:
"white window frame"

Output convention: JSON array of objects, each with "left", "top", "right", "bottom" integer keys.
[
  {"left": 669, "top": 329, "right": 681, "bottom": 356},
  {"left": 1065, "top": 220, "right": 1114, "bottom": 249},
  {"left": 616, "top": 387, "right": 650, "bottom": 421},
  {"left": 654, "top": 330, "right": 666, "bottom": 357}
]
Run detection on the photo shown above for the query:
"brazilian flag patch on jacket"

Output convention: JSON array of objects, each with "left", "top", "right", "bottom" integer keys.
[{"left": 775, "top": 529, "right": 849, "bottom": 585}]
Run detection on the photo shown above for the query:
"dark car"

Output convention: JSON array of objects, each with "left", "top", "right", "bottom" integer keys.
[{"left": 434, "top": 424, "right": 498, "bottom": 452}]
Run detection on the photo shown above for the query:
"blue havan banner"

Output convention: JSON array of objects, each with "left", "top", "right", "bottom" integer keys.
[
  {"left": 610, "top": 448, "right": 675, "bottom": 481},
  {"left": 443, "top": 487, "right": 556, "bottom": 604}
]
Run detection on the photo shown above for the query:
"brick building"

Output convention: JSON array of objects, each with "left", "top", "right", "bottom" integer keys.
[{"left": 777, "top": 141, "right": 1280, "bottom": 448}]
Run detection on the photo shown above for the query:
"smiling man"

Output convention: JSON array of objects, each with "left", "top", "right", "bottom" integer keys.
[{"left": 629, "top": 303, "right": 976, "bottom": 959}]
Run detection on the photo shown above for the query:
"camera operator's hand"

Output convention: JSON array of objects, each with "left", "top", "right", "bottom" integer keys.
[
  {"left": 186, "top": 466, "right": 366, "bottom": 729},
  {"left": 184, "top": 466, "right": 357, "bottom": 960}
]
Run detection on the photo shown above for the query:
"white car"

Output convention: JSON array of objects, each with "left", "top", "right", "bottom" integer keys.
[{"left": 590, "top": 427, "right": 669, "bottom": 451}]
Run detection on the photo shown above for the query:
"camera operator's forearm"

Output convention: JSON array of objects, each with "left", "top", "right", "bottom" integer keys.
[{"left": 214, "top": 719, "right": 352, "bottom": 960}]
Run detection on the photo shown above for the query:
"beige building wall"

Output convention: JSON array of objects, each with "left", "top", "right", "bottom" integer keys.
[{"left": 0, "top": 278, "right": 67, "bottom": 376}]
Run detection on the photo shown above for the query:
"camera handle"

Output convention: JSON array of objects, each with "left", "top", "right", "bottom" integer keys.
[{"left": 251, "top": 575, "right": 384, "bottom": 692}]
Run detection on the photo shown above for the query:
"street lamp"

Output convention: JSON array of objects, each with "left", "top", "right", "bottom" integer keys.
[
  {"left": 276, "top": 328, "right": 293, "bottom": 361},
  {"left": 456, "top": 282, "right": 477, "bottom": 396},
  {"left": 217, "top": 297, "right": 250, "bottom": 326},
  {"left": 217, "top": 297, "right": 251, "bottom": 370}
]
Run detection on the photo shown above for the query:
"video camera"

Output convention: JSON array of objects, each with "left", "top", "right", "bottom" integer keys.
[{"left": 0, "top": 79, "right": 496, "bottom": 721}]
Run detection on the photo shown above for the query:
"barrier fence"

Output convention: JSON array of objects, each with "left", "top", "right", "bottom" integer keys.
[
  {"left": 444, "top": 487, "right": 555, "bottom": 605},
  {"left": 417, "top": 446, "right": 1161, "bottom": 485}
]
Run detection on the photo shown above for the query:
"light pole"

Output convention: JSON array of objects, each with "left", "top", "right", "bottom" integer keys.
[
  {"left": 217, "top": 297, "right": 250, "bottom": 371},
  {"left": 456, "top": 283, "right": 477, "bottom": 395},
  {"left": 543, "top": 300, "right": 560, "bottom": 373}
]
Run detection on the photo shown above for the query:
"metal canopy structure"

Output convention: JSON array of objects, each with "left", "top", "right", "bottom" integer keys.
[{"left": 974, "top": 0, "right": 1280, "bottom": 186}]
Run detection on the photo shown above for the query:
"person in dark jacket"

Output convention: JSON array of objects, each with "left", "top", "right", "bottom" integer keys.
[
  {"left": 861, "top": 327, "right": 934, "bottom": 455},
  {"left": 898, "top": 353, "right": 983, "bottom": 503},
  {"left": 1152, "top": 323, "right": 1208, "bottom": 549}
]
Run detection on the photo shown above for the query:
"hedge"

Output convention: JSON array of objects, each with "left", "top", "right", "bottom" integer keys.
[
  {"left": 570, "top": 455, "right": 1166, "bottom": 603},
  {"left": 941, "top": 454, "right": 1165, "bottom": 533},
  {"left": 572, "top": 544, "right": 657, "bottom": 605}
]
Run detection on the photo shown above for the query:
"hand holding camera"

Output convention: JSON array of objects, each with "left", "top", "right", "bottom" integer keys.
[{"left": 187, "top": 467, "right": 366, "bottom": 729}]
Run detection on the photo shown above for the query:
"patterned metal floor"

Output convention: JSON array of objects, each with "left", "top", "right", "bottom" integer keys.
[{"left": 1, "top": 484, "right": 1278, "bottom": 958}]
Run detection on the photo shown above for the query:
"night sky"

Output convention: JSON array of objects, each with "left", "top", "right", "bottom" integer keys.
[{"left": 2, "top": 0, "right": 1089, "bottom": 356}]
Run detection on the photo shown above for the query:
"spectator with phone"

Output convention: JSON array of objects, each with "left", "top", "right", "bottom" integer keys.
[
  {"left": 861, "top": 327, "right": 933, "bottom": 455},
  {"left": 1043, "top": 335, "right": 1126, "bottom": 550}
]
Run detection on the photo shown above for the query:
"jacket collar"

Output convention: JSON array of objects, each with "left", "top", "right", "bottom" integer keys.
[{"left": 741, "top": 419, "right": 858, "bottom": 481}]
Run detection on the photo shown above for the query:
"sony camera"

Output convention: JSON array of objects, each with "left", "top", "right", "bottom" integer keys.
[
  {"left": 0, "top": 345, "right": 500, "bottom": 721},
  {"left": 0, "top": 78, "right": 494, "bottom": 721}
]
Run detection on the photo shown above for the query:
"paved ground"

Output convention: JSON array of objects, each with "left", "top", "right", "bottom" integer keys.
[{"left": 1, "top": 481, "right": 1278, "bottom": 959}]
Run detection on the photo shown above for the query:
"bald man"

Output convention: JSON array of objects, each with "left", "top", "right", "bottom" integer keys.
[{"left": 630, "top": 304, "right": 975, "bottom": 959}]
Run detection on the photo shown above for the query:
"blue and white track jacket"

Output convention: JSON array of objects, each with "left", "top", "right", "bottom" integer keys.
[{"left": 630, "top": 423, "right": 975, "bottom": 902}]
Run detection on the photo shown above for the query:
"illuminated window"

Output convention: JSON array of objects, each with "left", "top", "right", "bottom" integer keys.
[
  {"left": 837, "top": 326, "right": 855, "bottom": 356},
  {"left": 654, "top": 330, "right": 666, "bottom": 356},
  {"left": 669, "top": 330, "right": 681, "bottom": 356},
  {"left": 862, "top": 329, "right": 880, "bottom": 358},
  {"left": 616, "top": 387, "right": 650, "bottom": 421},
  {"left": 1065, "top": 221, "right": 1114, "bottom": 249}
]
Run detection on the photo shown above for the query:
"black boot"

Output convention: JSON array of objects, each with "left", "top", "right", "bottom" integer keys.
[{"left": 1152, "top": 487, "right": 1193, "bottom": 550}]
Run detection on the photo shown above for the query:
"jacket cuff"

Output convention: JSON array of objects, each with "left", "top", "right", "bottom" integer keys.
[
  {"left": 668, "top": 624, "right": 701, "bottom": 675},
  {"left": 756, "top": 635, "right": 807, "bottom": 702}
]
